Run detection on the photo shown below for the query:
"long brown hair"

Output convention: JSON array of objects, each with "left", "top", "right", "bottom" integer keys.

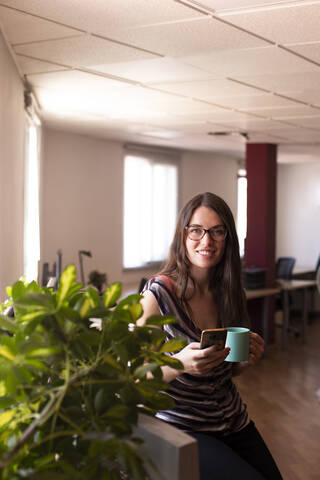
[{"left": 160, "top": 192, "right": 249, "bottom": 328}]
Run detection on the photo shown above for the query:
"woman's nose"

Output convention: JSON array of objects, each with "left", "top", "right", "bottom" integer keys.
[{"left": 201, "top": 230, "right": 214, "bottom": 245}]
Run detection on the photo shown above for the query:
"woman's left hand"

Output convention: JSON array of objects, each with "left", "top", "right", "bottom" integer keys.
[{"left": 248, "top": 332, "right": 264, "bottom": 366}]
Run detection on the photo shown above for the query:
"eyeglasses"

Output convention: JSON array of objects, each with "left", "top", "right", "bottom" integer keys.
[{"left": 185, "top": 225, "right": 227, "bottom": 242}]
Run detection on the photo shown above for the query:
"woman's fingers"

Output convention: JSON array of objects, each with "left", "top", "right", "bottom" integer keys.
[{"left": 249, "top": 332, "right": 264, "bottom": 364}]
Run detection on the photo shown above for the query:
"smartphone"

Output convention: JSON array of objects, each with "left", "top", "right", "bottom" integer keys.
[{"left": 200, "top": 328, "right": 227, "bottom": 350}]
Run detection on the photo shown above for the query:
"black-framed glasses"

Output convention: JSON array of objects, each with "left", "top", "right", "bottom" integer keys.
[{"left": 185, "top": 224, "right": 227, "bottom": 242}]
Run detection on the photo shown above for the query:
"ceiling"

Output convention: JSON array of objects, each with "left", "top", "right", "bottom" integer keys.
[{"left": 1, "top": 0, "right": 320, "bottom": 162}]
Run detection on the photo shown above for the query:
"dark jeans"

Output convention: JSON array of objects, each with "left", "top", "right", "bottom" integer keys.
[{"left": 188, "top": 421, "right": 283, "bottom": 480}]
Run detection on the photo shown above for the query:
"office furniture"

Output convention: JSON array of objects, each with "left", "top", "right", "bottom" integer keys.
[
  {"left": 276, "top": 257, "right": 296, "bottom": 279},
  {"left": 135, "top": 414, "right": 199, "bottom": 480},
  {"left": 245, "top": 287, "right": 280, "bottom": 354},
  {"left": 277, "top": 279, "right": 316, "bottom": 350}
]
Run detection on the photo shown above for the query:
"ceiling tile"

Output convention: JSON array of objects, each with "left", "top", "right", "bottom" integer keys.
[
  {"left": 0, "top": 0, "right": 204, "bottom": 32},
  {"left": 14, "top": 35, "right": 158, "bottom": 68},
  {"left": 207, "top": 94, "right": 299, "bottom": 110},
  {"left": 280, "top": 115, "right": 320, "bottom": 128},
  {"left": 107, "top": 17, "right": 267, "bottom": 58},
  {"left": 244, "top": 105, "right": 320, "bottom": 118},
  {"left": 15, "top": 54, "right": 68, "bottom": 74},
  {"left": 230, "top": 71, "right": 320, "bottom": 94},
  {"left": 288, "top": 43, "right": 320, "bottom": 65},
  {"left": 0, "top": 6, "right": 78, "bottom": 44},
  {"left": 150, "top": 78, "right": 260, "bottom": 98},
  {"left": 218, "top": 3, "right": 320, "bottom": 45},
  {"left": 196, "top": 0, "right": 291, "bottom": 11},
  {"left": 182, "top": 46, "right": 320, "bottom": 77}
]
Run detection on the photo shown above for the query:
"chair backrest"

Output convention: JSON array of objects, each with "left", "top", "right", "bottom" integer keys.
[
  {"left": 276, "top": 257, "right": 296, "bottom": 279},
  {"left": 316, "top": 267, "right": 320, "bottom": 295}
]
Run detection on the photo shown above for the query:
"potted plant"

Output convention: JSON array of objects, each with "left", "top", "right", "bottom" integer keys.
[{"left": 0, "top": 265, "right": 185, "bottom": 479}]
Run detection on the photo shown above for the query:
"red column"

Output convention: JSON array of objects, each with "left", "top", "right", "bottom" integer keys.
[{"left": 245, "top": 143, "right": 277, "bottom": 340}]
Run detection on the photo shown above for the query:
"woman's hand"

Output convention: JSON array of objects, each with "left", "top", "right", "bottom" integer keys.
[
  {"left": 174, "top": 342, "right": 230, "bottom": 375},
  {"left": 248, "top": 332, "right": 264, "bottom": 366}
]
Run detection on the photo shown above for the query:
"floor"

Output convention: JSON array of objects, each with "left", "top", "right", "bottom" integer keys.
[{"left": 234, "top": 315, "right": 320, "bottom": 480}]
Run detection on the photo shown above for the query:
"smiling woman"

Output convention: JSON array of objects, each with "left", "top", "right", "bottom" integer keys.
[{"left": 137, "top": 192, "right": 283, "bottom": 480}]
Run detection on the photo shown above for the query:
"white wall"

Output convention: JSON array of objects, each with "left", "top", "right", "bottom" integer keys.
[
  {"left": 277, "top": 163, "right": 320, "bottom": 269},
  {"left": 180, "top": 151, "right": 238, "bottom": 219},
  {"left": 41, "top": 128, "right": 239, "bottom": 288},
  {"left": 0, "top": 31, "right": 25, "bottom": 300}
]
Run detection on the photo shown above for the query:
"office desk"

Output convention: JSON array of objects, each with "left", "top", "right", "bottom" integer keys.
[
  {"left": 277, "top": 279, "right": 316, "bottom": 350},
  {"left": 245, "top": 287, "right": 280, "bottom": 354},
  {"left": 291, "top": 268, "right": 315, "bottom": 280}
]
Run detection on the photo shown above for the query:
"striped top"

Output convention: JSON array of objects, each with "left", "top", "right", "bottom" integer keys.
[{"left": 144, "top": 277, "right": 249, "bottom": 436}]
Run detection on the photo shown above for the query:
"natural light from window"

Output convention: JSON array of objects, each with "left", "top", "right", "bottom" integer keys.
[
  {"left": 123, "top": 154, "right": 178, "bottom": 268},
  {"left": 237, "top": 168, "right": 247, "bottom": 258},
  {"left": 24, "top": 124, "right": 40, "bottom": 282}
]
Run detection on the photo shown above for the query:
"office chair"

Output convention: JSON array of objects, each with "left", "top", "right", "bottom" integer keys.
[
  {"left": 275, "top": 257, "right": 299, "bottom": 337},
  {"left": 315, "top": 255, "right": 320, "bottom": 277},
  {"left": 276, "top": 257, "right": 296, "bottom": 279}
]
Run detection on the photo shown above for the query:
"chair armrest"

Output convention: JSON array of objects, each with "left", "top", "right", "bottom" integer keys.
[{"left": 134, "top": 414, "right": 199, "bottom": 480}]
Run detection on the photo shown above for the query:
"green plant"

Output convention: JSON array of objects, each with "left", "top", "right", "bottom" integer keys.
[{"left": 0, "top": 265, "right": 185, "bottom": 479}]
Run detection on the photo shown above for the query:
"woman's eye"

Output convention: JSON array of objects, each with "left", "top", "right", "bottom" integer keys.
[{"left": 191, "top": 228, "right": 202, "bottom": 234}]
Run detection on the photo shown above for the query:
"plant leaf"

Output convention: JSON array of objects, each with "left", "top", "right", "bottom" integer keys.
[
  {"left": 56, "top": 264, "right": 77, "bottom": 308},
  {"left": 159, "top": 338, "right": 186, "bottom": 353},
  {"left": 145, "top": 315, "right": 177, "bottom": 326},
  {"left": 103, "top": 282, "right": 121, "bottom": 307},
  {"left": 0, "top": 314, "right": 17, "bottom": 333},
  {"left": 0, "top": 345, "right": 15, "bottom": 361},
  {"left": 134, "top": 362, "right": 159, "bottom": 379},
  {"left": 26, "top": 346, "right": 61, "bottom": 358}
]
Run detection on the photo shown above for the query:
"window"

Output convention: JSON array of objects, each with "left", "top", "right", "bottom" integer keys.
[
  {"left": 24, "top": 117, "right": 41, "bottom": 282},
  {"left": 123, "top": 149, "right": 178, "bottom": 269},
  {"left": 237, "top": 168, "right": 247, "bottom": 257}
]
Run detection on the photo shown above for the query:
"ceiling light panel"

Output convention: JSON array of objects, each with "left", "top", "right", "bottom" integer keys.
[
  {"left": 28, "top": 70, "right": 133, "bottom": 92},
  {"left": 107, "top": 17, "right": 267, "bottom": 58},
  {"left": 0, "top": 6, "right": 79, "bottom": 44},
  {"left": 14, "top": 35, "right": 158, "bottom": 68},
  {"left": 91, "top": 57, "right": 213, "bottom": 84},
  {"left": 218, "top": 3, "right": 320, "bottom": 45}
]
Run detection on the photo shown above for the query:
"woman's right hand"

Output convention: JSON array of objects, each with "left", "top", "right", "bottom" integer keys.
[{"left": 174, "top": 342, "right": 230, "bottom": 375}]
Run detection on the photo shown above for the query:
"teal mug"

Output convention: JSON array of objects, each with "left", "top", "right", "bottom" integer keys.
[{"left": 225, "top": 327, "right": 250, "bottom": 362}]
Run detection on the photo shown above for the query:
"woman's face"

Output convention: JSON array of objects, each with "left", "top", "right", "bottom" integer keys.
[{"left": 185, "top": 206, "right": 226, "bottom": 270}]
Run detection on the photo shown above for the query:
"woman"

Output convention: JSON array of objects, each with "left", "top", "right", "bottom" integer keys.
[{"left": 139, "top": 192, "right": 282, "bottom": 480}]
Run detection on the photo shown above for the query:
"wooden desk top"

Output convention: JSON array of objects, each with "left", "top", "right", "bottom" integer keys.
[
  {"left": 245, "top": 287, "right": 280, "bottom": 300},
  {"left": 277, "top": 279, "right": 316, "bottom": 291}
]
